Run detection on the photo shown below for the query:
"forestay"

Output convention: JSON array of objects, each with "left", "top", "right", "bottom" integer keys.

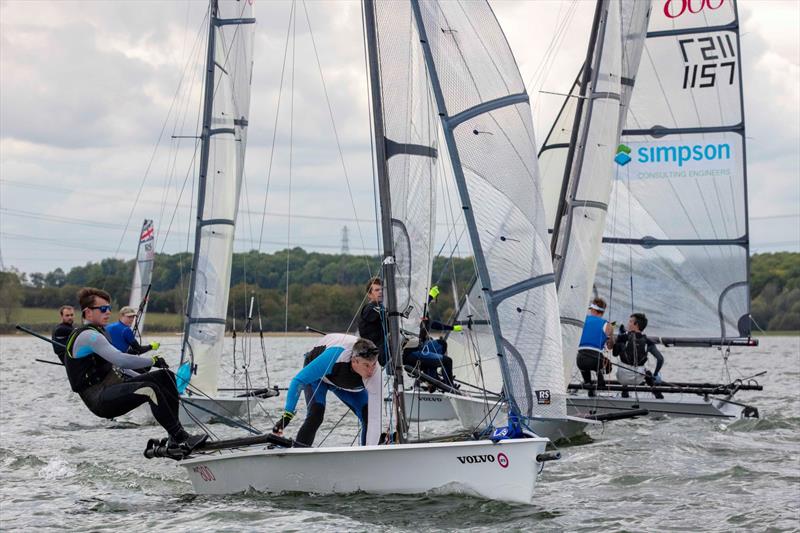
[
  {"left": 595, "top": 0, "right": 751, "bottom": 340},
  {"left": 373, "top": 1, "right": 439, "bottom": 337},
  {"left": 411, "top": 0, "right": 565, "bottom": 421},
  {"left": 540, "top": 0, "right": 650, "bottom": 383},
  {"left": 129, "top": 218, "right": 155, "bottom": 332},
  {"left": 181, "top": 0, "right": 255, "bottom": 396}
]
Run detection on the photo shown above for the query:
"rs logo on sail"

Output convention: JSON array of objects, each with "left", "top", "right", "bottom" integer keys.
[{"left": 637, "top": 143, "right": 731, "bottom": 167}]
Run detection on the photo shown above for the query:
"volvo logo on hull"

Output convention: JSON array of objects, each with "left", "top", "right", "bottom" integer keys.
[{"left": 456, "top": 452, "right": 510, "bottom": 468}]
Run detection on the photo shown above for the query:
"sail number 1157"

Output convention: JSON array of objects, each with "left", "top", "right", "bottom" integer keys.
[{"left": 678, "top": 36, "right": 736, "bottom": 89}]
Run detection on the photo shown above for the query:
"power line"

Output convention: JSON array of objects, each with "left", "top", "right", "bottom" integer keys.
[{"left": 0, "top": 179, "right": 374, "bottom": 225}]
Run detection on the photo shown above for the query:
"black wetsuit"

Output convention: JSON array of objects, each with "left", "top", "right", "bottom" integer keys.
[
  {"left": 65, "top": 325, "right": 185, "bottom": 439},
  {"left": 51, "top": 322, "right": 74, "bottom": 364},
  {"left": 613, "top": 332, "right": 664, "bottom": 375},
  {"left": 358, "top": 301, "right": 388, "bottom": 366}
]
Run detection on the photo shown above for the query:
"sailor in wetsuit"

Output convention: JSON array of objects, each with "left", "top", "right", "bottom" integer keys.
[
  {"left": 51, "top": 304, "right": 75, "bottom": 363},
  {"left": 358, "top": 277, "right": 390, "bottom": 367},
  {"left": 576, "top": 297, "right": 614, "bottom": 396},
  {"left": 402, "top": 285, "right": 462, "bottom": 391},
  {"left": 64, "top": 287, "right": 206, "bottom": 452},
  {"left": 105, "top": 305, "right": 160, "bottom": 355},
  {"left": 272, "top": 334, "right": 382, "bottom": 447},
  {"left": 612, "top": 312, "right": 665, "bottom": 398}
]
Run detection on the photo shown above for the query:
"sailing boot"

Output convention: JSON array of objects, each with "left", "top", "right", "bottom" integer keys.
[{"left": 168, "top": 429, "right": 209, "bottom": 455}]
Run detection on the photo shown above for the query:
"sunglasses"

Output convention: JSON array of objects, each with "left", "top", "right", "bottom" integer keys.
[{"left": 89, "top": 305, "right": 113, "bottom": 313}]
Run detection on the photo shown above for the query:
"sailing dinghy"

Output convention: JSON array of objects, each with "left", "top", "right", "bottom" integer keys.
[
  {"left": 563, "top": 0, "right": 763, "bottom": 419},
  {"left": 157, "top": 0, "right": 562, "bottom": 503}
]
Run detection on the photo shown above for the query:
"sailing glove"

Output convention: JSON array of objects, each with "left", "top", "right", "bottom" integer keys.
[
  {"left": 151, "top": 355, "right": 169, "bottom": 369},
  {"left": 428, "top": 285, "right": 440, "bottom": 301},
  {"left": 272, "top": 411, "right": 294, "bottom": 433},
  {"left": 150, "top": 341, "right": 161, "bottom": 350}
]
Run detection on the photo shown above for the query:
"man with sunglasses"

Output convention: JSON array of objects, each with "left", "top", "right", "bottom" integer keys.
[
  {"left": 64, "top": 287, "right": 206, "bottom": 454},
  {"left": 272, "top": 334, "right": 382, "bottom": 447}
]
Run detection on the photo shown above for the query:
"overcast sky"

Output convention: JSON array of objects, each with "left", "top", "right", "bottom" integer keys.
[{"left": 1, "top": 0, "right": 798, "bottom": 276}]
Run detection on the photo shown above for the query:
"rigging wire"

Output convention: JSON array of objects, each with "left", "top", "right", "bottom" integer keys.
[
  {"left": 112, "top": 8, "right": 210, "bottom": 265},
  {"left": 256, "top": 2, "right": 294, "bottom": 256},
  {"left": 284, "top": 1, "right": 297, "bottom": 340},
  {"left": 303, "top": 0, "right": 377, "bottom": 277}
]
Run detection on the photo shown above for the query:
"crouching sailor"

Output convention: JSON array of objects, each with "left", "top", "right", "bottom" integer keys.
[
  {"left": 272, "top": 335, "right": 382, "bottom": 447},
  {"left": 65, "top": 287, "right": 207, "bottom": 453}
]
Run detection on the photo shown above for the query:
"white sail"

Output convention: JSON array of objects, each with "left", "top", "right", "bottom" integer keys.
[
  {"left": 373, "top": 1, "right": 439, "bottom": 336},
  {"left": 412, "top": 0, "right": 565, "bottom": 422},
  {"left": 595, "top": 0, "right": 751, "bottom": 340},
  {"left": 543, "top": 0, "right": 651, "bottom": 384},
  {"left": 452, "top": 279, "right": 503, "bottom": 393},
  {"left": 182, "top": 0, "right": 255, "bottom": 396},
  {"left": 129, "top": 218, "right": 155, "bottom": 333}
]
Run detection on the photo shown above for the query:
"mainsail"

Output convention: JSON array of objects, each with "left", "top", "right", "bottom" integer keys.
[
  {"left": 540, "top": 0, "right": 651, "bottom": 383},
  {"left": 594, "top": 0, "right": 751, "bottom": 341},
  {"left": 410, "top": 0, "right": 565, "bottom": 421},
  {"left": 370, "top": 0, "right": 439, "bottom": 355},
  {"left": 181, "top": 0, "right": 255, "bottom": 396},
  {"left": 129, "top": 218, "right": 155, "bottom": 333}
]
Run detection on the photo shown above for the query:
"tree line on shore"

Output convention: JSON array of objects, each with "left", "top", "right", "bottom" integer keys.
[
  {"left": 0, "top": 248, "right": 474, "bottom": 333},
  {"left": 1, "top": 249, "right": 798, "bottom": 333}
]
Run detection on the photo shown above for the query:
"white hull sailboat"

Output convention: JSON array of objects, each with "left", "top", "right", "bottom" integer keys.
[
  {"left": 447, "top": 393, "right": 596, "bottom": 441},
  {"left": 581, "top": 0, "right": 763, "bottom": 417},
  {"left": 179, "top": 396, "right": 260, "bottom": 426},
  {"left": 538, "top": 0, "right": 763, "bottom": 420},
  {"left": 182, "top": 437, "right": 550, "bottom": 503},
  {"left": 400, "top": 390, "right": 457, "bottom": 421},
  {"left": 152, "top": 0, "right": 565, "bottom": 503},
  {"left": 567, "top": 394, "right": 750, "bottom": 419}
]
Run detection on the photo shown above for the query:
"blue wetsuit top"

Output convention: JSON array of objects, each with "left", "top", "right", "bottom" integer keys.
[
  {"left": 282, "top": 334, "right": 382, "bottom": 446},
  {"left": 106, "top": 321, "right": 136, "bottom": 353},
  {"left": 578, "top": 314, "right": 608, "bottom": 352}
]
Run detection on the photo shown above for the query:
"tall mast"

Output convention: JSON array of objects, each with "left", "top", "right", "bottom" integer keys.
[
  {"left": 550, "top": 0, "right": 605, "bottom": 271},
  {"left": 362, "top": 0, "right": 407, "bottom": 441},
  {"left": 181, "top": 0, "right": 220, "bottom": 365},
  {"left": 732, "top": 0, "right": 751, "bottom": 336}
]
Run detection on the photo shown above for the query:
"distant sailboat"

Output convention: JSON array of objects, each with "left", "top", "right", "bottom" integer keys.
[{"left": 129, "top": 219, "right": 154, "bottom": 337}]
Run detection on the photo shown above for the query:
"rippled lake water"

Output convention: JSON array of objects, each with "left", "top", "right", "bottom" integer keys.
[{"left": 1, "top": 334, "right": 798, "bottom": 531}]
